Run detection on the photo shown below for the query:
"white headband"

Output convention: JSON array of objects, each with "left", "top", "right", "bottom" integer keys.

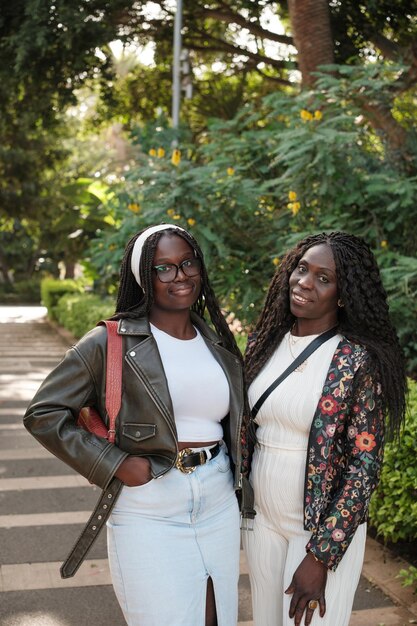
[{"left": 130, "top": 224, "right": 187, "bottom": 287}]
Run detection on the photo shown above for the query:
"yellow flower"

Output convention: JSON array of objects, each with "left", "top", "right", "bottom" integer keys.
[
  {"left": 173, "top": 214, "right": 181, "bottom": 220},
  {"left": 288, "top": 190, "right": 297, "bottom": 201},
  {"left": 227, "top": 167, "right": 235, "bottom": 176},
  {"left": 167, "top": 208, "right": 175, "bottom": 216},
  {"left": 171, "top": 149, "right": 181, "bottom": 166},
  {"left": 108, "top": 243, "right": 116, "bottom": 251},
  {"left": 314, "top": 110, "right": 323, "bottom": 121},
  {"left": 128, "top": 203, "right": 140, "bottom": 213},
  {"left": 300, "top": 109, "right": 313, "bottom": 122},
  {"left": 291, "top": 202, "right": 301, "bottom": 216},
  {"left": 149, "top": 148, "right": 157, "bottom": 157},
  {"left": 272, "top": 257, "right": 280, "bottom": 266},
  {"left": 187, "top": 218, "right": 196, "bottom": 226},
  {"left": 380, "top": 240, "right": 388, "bottom": 248},
  {"left": 157, "top": 147, "right": 165, "bottom": 158}
]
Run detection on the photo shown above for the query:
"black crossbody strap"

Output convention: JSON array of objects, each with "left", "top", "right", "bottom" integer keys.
[{"left": 251, "top": 327, "right": 338, "bottom": 419}]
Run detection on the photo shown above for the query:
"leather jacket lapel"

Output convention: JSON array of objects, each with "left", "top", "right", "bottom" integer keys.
[{"left": 125, "top": 335, "right": 176, "bottom": 431}]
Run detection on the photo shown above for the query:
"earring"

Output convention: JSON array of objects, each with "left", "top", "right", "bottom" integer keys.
[{"left": 338, "top": 299, "right": 344, "bottom": 308}]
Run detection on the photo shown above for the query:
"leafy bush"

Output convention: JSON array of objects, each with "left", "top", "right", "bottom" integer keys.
[
  {"left": 379, "top": 253, "right": 417, "bottom": 376},
  {"left": 40, "top": 278, "right": 83, "bottom": 320},
  {"left": 369, "top": 379, "right": 417, "bottom": 592},
  {"left": 55, "top": 292, "right": 115, "bottom": 338},
  {"left": 368, "top": 379, "right": 417, "bottom": 544}
]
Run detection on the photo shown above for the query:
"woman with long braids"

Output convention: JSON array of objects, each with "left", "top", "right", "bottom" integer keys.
[
  {"left": 25, "top": 224, "right": 248, "bottom": 626},
  {"left": 242, "top": 231, "right": 406, "bottom": 626}
]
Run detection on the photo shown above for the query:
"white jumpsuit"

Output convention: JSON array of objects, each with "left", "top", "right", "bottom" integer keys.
[{"left": 242, "top": 332, "right": 367, "bottom": 626}]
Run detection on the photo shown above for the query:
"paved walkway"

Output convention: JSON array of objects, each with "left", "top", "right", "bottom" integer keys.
[{"left": 0, "top": 305, "right": 416, "bottom": 626}]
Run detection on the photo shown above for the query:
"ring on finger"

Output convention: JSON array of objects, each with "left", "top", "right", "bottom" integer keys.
[{"left": 308, "top": 600, "right": 318, "bottom": 610}]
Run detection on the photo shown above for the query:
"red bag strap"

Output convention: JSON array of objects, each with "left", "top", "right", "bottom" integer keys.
[{"left": 102, "top": 320, "right": 122, "bottom": 444}]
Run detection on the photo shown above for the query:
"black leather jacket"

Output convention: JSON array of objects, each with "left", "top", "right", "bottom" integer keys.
[{"left": 24, "top": 313, "right": 245, "bottom": 491}]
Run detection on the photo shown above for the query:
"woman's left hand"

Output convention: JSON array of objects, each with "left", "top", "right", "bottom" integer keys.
[{"left": 285, "top": 551, "right": 328, "bottom": 626}]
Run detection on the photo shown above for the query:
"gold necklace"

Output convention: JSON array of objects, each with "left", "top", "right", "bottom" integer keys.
[{"left": 287, "top": 330, "right": 308, "bottom": 372}]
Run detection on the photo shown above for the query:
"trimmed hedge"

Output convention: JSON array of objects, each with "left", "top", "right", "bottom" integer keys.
[
  {"left": 54, "top": 292, "right": 115, "bottom": 338},
  {"left": 40, "top": 278, "right": 83, "bottom": 320}
]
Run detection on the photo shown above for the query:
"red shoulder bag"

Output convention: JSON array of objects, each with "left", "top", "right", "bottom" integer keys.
[{"left": 76, "top": 320, "right": 122, "bottom": 443}]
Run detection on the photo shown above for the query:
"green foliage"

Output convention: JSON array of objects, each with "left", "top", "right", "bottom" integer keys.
[
  {"left": 54, "top": 292, "right": 115, "bottom": 338},
  {"left": 0, "top": 56, "right": 70, "bottom": 222},
  {"left": 40, "top": 278, "right": 83, "bottom": 320},
  {"left": 398, "top": 565, "right": 417, "bottom": 593},
  {"left": 368, "top": 379, "right": 417, "bottom": 545},
  {"left": 0, "top": 1, "right": 139, "bottom": 109},
  {"left": 260, "top": 64, "right": 417, "bottom": 254},
  {"left": 0, "top": 279, "right": 41, "bottom": 304},
  {"left": 379, "top": 253, "right": 417, "bottom": 374},
  {"left": 0, "top": 219, "right": 40, "bottom": 283},
  {"left": 330, "top": 0, "right": 416, "bottom": 63},
  {"left": 88, "top": 62, "right": 417, "bottom": 376},
  {"left": 4, "top": 0, "right": 415, "bottom": 105},
  {"left": 12, "top": 279, "right": 42, "bottom": 303},
  {"left": 235, "top": 333, "right": 248, "bottom": 354},
  {"left": 41, "top": 176, "right": 113, "bottom": 278}
]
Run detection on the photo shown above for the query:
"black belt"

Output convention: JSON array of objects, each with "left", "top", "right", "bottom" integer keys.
[
  {"left": 175, "top": 442, "right": 221, "bottom": 473},
  {"left": 60, "top": 476, "right": 123, "bottom": 579}
]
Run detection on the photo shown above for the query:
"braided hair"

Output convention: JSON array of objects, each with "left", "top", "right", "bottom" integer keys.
[
  {"left": 245, "top": 231, "right": 406, "bottom": 436},
  {"left": 112, "top": 226, "right": 242, "bottom": 361}
]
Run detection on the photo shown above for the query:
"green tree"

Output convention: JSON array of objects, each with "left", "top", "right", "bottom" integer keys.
[
  {"left": 4, "top": 2, "right": 415, "bottom": 138},
  {"left": 1, "top": 0, "right": 416, "bottom": 349}
]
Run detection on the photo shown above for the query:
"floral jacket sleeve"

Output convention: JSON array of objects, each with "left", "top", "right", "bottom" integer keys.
[{"left": 305, "top": 340, "right": 384, "bottom": 571}]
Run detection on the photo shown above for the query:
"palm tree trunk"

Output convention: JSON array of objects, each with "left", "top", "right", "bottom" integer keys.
[{"left": 287, "top": 0, "right": 334, "bottom": 87}]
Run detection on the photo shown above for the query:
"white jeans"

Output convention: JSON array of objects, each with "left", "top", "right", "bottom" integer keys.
[{"left": 107, "top": 444, "right": 240, "bottom": 626}]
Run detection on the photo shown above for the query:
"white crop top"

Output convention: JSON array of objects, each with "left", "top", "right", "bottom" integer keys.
[{"left": 150, "top": 324, "right": 230, "bottom": 441}]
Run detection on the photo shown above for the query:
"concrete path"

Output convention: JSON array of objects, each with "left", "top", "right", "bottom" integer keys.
[{"left": 0, "top": 305, "right": 416, "bottom": 626}]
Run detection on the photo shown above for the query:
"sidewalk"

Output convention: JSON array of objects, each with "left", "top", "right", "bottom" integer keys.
[{"left": 0, "top": 305, "right": 416, "bottom": 626}]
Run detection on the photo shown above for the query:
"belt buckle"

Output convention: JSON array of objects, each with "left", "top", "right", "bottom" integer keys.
[{"left": 175, "top": 448, "right": 204, "bottom": 474}]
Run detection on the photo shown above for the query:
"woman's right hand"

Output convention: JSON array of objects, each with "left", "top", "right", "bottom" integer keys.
[
  {"left": 115, "top": 456, "right": 152, "bottom": 486},
  {"left": 285, "top": 552, "right": 327, "bottom": 625}
]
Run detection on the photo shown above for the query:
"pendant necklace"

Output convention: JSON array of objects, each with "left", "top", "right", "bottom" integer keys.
[{"left": 288, "top": 326, "right": 308, "bottom": 372}]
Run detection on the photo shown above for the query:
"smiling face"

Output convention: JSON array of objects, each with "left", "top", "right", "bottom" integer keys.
[
  {"left": 288, "top": 243, "right": 339, "bottom": 334},
  {"left": 150, "top": 233, "right": 201, "bottom": 315}
]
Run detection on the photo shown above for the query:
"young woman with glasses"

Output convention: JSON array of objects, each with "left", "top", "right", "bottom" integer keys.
[{"left": 25, "top": 224, "right": 249, "bottom": 626}]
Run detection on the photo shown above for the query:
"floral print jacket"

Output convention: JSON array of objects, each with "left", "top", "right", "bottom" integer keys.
[{"left": 242, "top": 336, "right": 384, "bottom": 571}]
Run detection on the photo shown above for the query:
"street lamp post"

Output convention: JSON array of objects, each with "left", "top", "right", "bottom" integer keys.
[{"left": 172, "top": 0, "right": 183, "bottom": 135}]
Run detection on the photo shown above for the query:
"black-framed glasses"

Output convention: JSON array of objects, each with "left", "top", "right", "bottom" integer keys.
[{"left": 153, "top": 258, "right": 202, "bottom": 283}]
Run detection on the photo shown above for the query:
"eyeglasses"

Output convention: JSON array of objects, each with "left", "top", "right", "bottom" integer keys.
[{"left": 153, "top": 258, "right": 202, "bottom": 283}]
